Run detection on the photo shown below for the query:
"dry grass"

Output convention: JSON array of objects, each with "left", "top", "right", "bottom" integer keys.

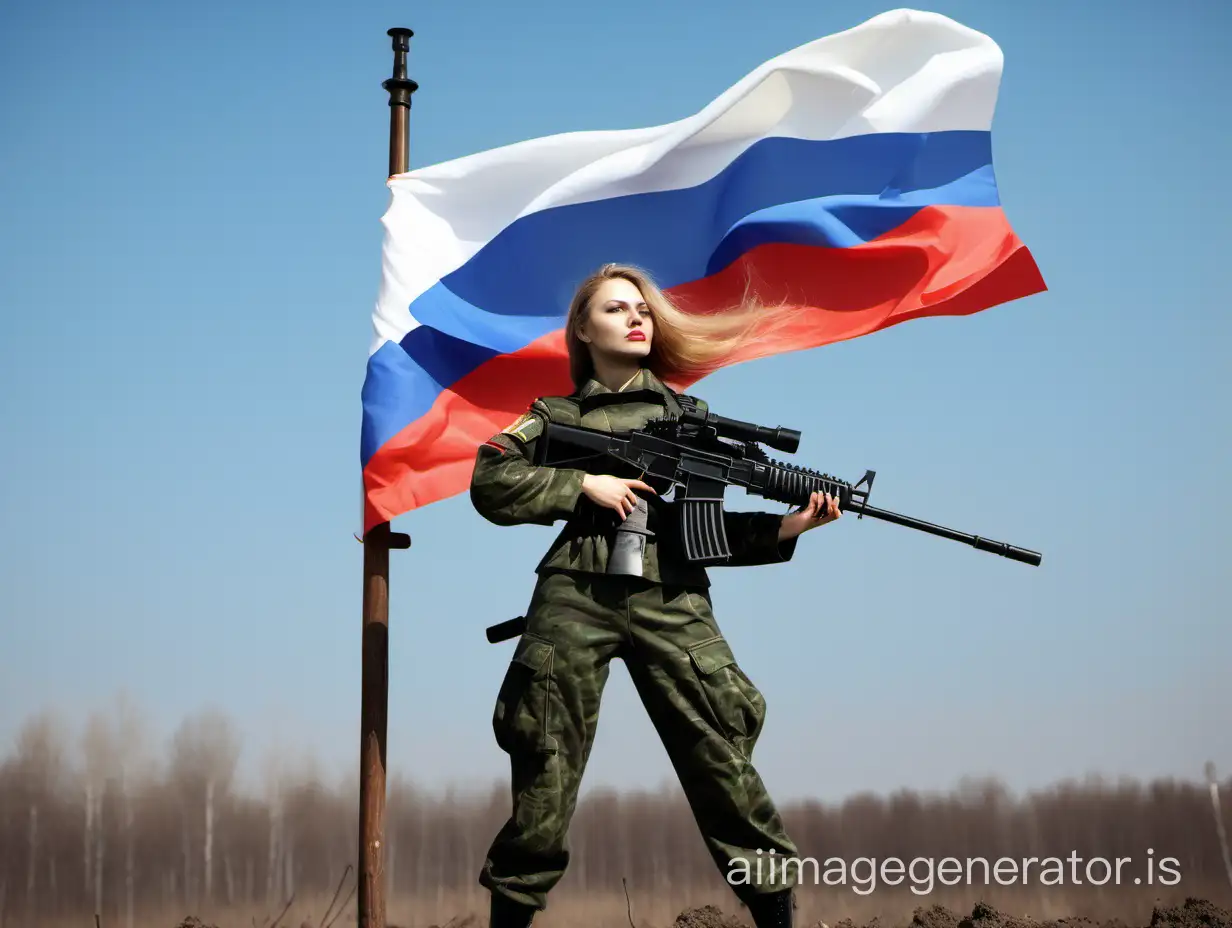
[{"left": 27, "top": 879, "right": 1232, "bottom": 928}]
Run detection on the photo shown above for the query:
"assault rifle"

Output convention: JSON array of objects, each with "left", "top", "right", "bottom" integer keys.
[
  {"left": 483, "top": 403, "right": 1040, "bottom": 644},
  {"left": 539, "top": 402, "right": 1042, "bottom": 568}
]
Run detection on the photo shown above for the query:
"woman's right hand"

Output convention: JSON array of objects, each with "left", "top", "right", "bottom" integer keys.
[{"left": 581, "top": 474, "right": 657, "bottom": 520}]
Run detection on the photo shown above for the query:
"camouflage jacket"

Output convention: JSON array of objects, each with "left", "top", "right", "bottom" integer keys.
[{"left": 469, "top": 367, "right": 798, "bottom": 587}]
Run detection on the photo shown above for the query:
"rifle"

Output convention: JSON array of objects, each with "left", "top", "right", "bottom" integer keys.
[
  {"left": 483, "top": 402, "right": 1041, "bottom": 643},
  {"left": 539, "top": 402, "right": 1041, "bottom": 567}
]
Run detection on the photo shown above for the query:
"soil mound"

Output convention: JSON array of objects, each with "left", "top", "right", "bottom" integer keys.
[
  {"left": 675, "top": 897, "right": 1232, "bottom": 928},
  {"left": 672, "top": 902, "right": 752, "bottom": 928},
  {"left": 1149, "top": 898, "right": 1232, "bottom": 928}
]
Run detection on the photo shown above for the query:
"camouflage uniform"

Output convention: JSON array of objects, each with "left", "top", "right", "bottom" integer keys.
[{"left": 471, "top": 367, "right": 800, "bottom": 913}]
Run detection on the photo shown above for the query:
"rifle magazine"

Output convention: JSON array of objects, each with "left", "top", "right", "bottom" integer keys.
[{"left": 680, "top": 499, "right": 732, "bottom": 564}]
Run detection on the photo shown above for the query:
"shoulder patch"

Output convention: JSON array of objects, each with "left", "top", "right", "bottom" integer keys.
[{"left": 501, "top": 410, "right": 542, "bottom": 443}]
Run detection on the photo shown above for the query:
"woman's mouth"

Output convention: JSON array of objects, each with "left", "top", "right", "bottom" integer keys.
[{"left": 626, "top": 331, "right": 645, "bottom": 341}]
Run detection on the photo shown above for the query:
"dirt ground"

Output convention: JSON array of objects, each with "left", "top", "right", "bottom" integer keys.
[
  {"left": 660, "top": 897, "right": 1232, "bottom": 928},
  {"left": 170, "top": 895, "right": 1232, "bottom": 928}
]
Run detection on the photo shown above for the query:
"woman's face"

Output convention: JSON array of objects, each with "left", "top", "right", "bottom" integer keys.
[{"left": 578, "top": 277, "right": 654, "bottom": 362}]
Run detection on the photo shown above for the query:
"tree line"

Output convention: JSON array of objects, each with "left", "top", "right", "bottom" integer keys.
[{"left": 1, "top": 701, "right": 1229, "bottom": 925}]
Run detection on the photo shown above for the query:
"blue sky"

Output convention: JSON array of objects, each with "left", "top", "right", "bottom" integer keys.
[{"left": 1, "top": 0, "right": 1228, "bottom": 803}]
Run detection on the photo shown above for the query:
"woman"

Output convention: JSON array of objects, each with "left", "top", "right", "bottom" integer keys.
[{"left": 470, "top": 263, "right": 841, "bottom": 928}]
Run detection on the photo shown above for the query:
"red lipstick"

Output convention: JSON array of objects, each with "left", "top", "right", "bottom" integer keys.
[{"left": 626, "top": 330, "right": 645, "bottom": 341}]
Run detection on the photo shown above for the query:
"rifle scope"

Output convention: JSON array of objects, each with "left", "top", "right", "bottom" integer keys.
[{"left": 680, "top": 407, "right": 800, "bottom": 454}]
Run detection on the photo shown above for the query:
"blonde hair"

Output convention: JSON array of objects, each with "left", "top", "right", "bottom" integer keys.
[{"left": 564, "top": 263, "right": 797, "bottom": 391}]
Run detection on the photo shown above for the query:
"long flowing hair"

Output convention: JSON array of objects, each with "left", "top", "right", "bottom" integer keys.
[{"left": 564, "top": 263, "right": 793, "bottom": 392}]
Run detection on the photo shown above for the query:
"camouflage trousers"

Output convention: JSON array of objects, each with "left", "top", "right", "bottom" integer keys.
[{"left": 479, "top": 568, "right": 799, "bottom": 910}]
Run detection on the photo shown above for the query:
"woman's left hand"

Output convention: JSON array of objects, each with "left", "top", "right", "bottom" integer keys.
[{"left": 778, "top": 490, "right": 842, "bottom": 541}]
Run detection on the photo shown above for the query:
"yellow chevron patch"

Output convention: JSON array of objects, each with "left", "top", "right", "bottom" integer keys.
[{"left": 501, "top": 411, "right": 540, "bottom": 442}]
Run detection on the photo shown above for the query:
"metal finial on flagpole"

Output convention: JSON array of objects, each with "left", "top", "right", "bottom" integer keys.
[
  {"left": 358, "top": 28, "right": 416, "bottom": 928},
  {"left": 383, "top": 28, "right": 418, "bottom": 179},
  {"left": 1206, "top": 762, "right": 1232, "bottom": 890}
]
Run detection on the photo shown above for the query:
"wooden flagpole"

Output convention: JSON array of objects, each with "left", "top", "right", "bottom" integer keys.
[{"left": 359, "top": 26, "right": 416, "bottom": 928}]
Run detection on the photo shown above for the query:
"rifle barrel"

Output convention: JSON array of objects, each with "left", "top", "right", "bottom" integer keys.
[{"left": 852, "top": 502, "right": 1042, "bottom": 566}]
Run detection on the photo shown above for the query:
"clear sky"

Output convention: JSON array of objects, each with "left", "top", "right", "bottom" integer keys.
[{"left": 2, "top": 0, "right": 1229, "bottom": 804}]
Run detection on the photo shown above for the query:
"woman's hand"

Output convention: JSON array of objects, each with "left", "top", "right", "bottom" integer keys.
[
  {"left": 581, "top": 474, "right": 657, "bottom": 520},
  {"left": 778, "top": 490, "right": 842, "bottom": 541}
]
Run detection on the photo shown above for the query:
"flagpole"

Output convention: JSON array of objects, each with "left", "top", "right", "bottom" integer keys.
[{"left": 359, "top": 27, "right": 416, "bottom": 928}]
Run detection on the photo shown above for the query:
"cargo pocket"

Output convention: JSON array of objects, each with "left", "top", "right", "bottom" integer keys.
[
  {"left": 492, "top": 632, "right": 559, "bottom": 756},
  {"left": 686, "top": 635, "right": 766, "bottom": 754}
]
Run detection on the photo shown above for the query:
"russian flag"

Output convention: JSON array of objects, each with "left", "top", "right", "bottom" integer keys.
[{"left": 359, "top": 8, "right": 1046, "bottom": 536}]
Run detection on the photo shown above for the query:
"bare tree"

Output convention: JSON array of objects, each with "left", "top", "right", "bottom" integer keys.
[
  {"left": 25, "top": 805, "right": 36, "bottom": 917},
  {"left": 111, "top": 692, "right": 147, "bottom": 928},
  {"left": 83, "top": 778, "right": 93, "bottom": 902},
  {"left": 11, "top": 712, "right": 68, "bottom": 924},
  {"left": 169, "top": 708, "right": 239, "bottom": 913},
  {"left": 262, "top": 747, "right": 286, "bottom": 907},
  {"left": 82, "top": 710, "right": 116, "bottom": 918}
]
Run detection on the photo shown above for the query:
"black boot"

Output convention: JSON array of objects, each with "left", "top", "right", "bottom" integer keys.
[
  {"left": 745, "top": 889, "right": 794, "bottom": 928},
  {"left": 489, "top": 891, "right": 537, "bottom": 928}
]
